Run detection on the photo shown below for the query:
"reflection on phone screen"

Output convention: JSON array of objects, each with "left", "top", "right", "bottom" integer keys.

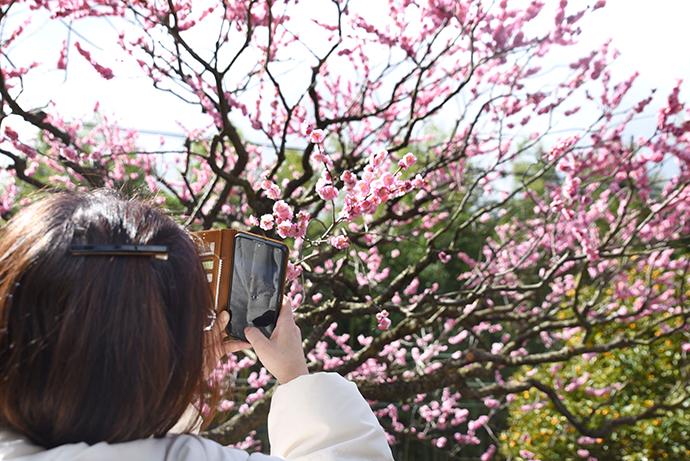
[{"left": 227, "top": 235, "right": 286, "bottom": 341}]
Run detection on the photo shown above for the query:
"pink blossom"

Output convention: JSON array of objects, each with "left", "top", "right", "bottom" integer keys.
[
  {"left": 74, "top": 42, "right": 114, "bottom": 80},
  {"left": 578, "top": 437, "right": 597, "bottom": 445},
  {"left": 259, "top": 214, "right": 274, "bottom": 230},
  {"left": 4, "top": 126, "right": 19, "bottom": 141},
  {"left": 273, "top": 200, "right": 293, "bottom": 221},
  {"left": 276, "top": 221, "right": 293, "bottom": 238},
  {"left": 341, "top": 170, "right": 357, "bottom": 189},
  {"left": 310, "top": 129, "right": 325, "bottom": 144},
  {"left": 218, "top": 400, "right": 234, "bottom": 412},
  {"left": 467, "top": 415, "right": 489, "bottom": 432},
  {"left": 317, "top": 182, "right": 339, "bottom": 201},
  {"left": 57, "top": 40, "right": 67, "bottom": 70},
  {"left": 260, "top": 180, "right": 281, "bottom": 200},
  {"left": 245, "top": 388, "right": 265, "bottom": 404},
  {"left": 483, "top": 398, "right": 500, "bottom": 408},
  {"left": 292, "top": 220, "right": 308, "bottom": 238},
  {"left": 227, "top": 431, "right": 261, "bottom": 451},
  {"left": 286, "top": 262, "right": 302, "bottom": 281},
  {"left": 280, "top": 222, "right": 304, "bottom": 238},
  {"left": 403, "top": 278, "right": 419, "bottom": 296},
  {"left": 313, "top": 151, "right": 333, "bottom": 166},
  {"left": 300, "top": 121, "right": 314, "bottom": 136},
  {"left": 565, "top": 372, "right": 591, "bottom": 392},
  {"left": 329, "top": 235, "right": 350, "bottom": 249},
  {"left": 449, "top": 331, "right": 468, "bottom": 345},
  {"left": 433, "top": 437, "right": 446, "bottom": 448},
  {"left": 376, "top": 310, "right": 392, "bottom": 330},
  {"left": 296, "top": 209, "right": 311, "bottom": 223},
  {"left": 370, "top": 150, "right": 387, "bottom": 168},
  {"left": 398, "top": 153, "right": 417, "bottom": 170},
  {"left": 454, "top": 433, "right": 481, "bottom": 445},
  {"left": 353, "top": 180, "right": 370, "bottom": 199},
  {"left": 248, "top": 368, "right": 272, "bottom": 388},
  {"left": 480, "top": 445, "right": 496, "bottom": 461},
  {"left": 439, "top": 251, "right": 451, "bottom": 263}
]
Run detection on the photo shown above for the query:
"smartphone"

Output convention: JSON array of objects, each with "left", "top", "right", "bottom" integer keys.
[
  {"left": 193, "top": 230, "right": 288, "bottom": 341},
  {"left": 226, "top": 232, "right": 288, "bottom": 341}
]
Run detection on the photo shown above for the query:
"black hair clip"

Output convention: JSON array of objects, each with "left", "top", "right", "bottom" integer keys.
[{"left": 69, "top": 244, "right": 169, "bottom": 260}]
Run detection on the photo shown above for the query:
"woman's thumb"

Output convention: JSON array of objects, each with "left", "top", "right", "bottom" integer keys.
[{"left": 244, "top": 325, "right": 268, "bottom": 348}]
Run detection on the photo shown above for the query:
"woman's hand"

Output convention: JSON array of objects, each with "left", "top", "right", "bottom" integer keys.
[
  {"left": 203, "top": 310, "right": 251, "bottom": 379},
  {"left": 244, "top": 299, "right": 309, "bottom": 385}
]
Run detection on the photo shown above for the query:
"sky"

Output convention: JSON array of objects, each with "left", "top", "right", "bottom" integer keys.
[
  {"left": 575, "top": 0, "right": 690, "bottom": 96},
  {"left": 4, "top": 0, "right": 690, "bottom": 151},
  {"left": 560, "top": 0, "right": 690, "bottom": 123}
]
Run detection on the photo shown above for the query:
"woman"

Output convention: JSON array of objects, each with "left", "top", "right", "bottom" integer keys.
[{"left": 0, "top": 190, "right": 393, "bottom": 460}]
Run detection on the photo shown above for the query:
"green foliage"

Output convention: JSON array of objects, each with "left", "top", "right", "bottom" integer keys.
[{"left": 502, "top": 308, "right": 690, "bottom": 460}]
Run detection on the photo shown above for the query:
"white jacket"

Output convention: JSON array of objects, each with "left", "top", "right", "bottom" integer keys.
[{"left": 0, "top": 373, "right": 393, "bottom": 461}]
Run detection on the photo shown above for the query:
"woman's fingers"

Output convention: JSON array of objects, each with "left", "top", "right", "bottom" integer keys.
[
  {"left": 219, "top": 339, "right": 252, "bottom": 355},
  {"left": 274, "top": 297, "right": 295, "bottom": 330},
  {"left": 243, "top": 322, "right": 270, "bottom": 347},
  {"left": 243, "top": 297, "right": 308, "bottom": 384},
  {"left": 205, "top": 297, "right": 308, "bottom": 384},
  {"left": 204, "top": 310, "right": 250, "bottom": 378}
]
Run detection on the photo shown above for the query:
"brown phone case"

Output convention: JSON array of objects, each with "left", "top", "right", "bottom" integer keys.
[{"left": 191, "top": 229, "right": 289, "bottom": 316}]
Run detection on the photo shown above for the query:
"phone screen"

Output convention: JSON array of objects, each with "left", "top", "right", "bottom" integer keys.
[{"left": 226, "top": 233, "right": 287, "bottom": 341}]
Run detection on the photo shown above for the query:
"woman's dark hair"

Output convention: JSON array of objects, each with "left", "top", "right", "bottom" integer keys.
[{"left": 0, "top": 190, "right": 214, "bottom": 447}]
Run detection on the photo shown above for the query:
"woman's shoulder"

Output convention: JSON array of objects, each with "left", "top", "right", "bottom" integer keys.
[
  {"left": 269, "top": 373, "right": 394, "bottom": 460},
  {"left": 0, "top": 430, "right": 271, "bottom": 461}
]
